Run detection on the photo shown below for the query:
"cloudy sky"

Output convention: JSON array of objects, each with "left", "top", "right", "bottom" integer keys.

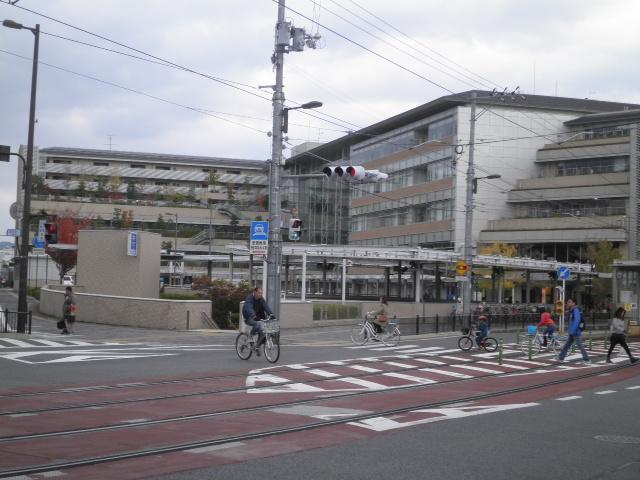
[{"left": 1, "top": 0, "right": 639, "bottom": 240}]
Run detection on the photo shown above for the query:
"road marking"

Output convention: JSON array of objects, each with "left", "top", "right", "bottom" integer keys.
[
  {"left": 349, "top": 403, "right": 539, "bottom": 432},
  {"left": 419, "top": 367, "right": 473, "bottom": 379},
  {"left": 306, "top": 369, "right": 341, "bottom": 378},
  {"left": 503, "top": 358, "right": 548, "bottom": 366},
  {"left": 186, "top": 442, "right": 245, "bottom": 454},
  {"left": 626, "top": 386, "right": 640, "bottom": 390},
  {"left": 425, "top": 348, "right": 465, "bottom": 355},
  {"left": 439, "top": 355, "right": 472, "bottom": 362},
  {"left": 394, "top": 347, "right": 444, "bottom": 354},
  {"left": 29, "top": 339, "right": 70, "bottom": 347},
  {"left": 0, "top": 338, "right": 34, "bottom": 348},
  {"left": 338, "top": 377, "right": 388, "bottom": 390},
  {"left": 348, "top": 365, "right": 381, "bottom": 373},
  {"left": 382, "top": 372, "right": 435, "bottom": 384},
  {"left": 595, "top": 390, "right": 616, "bottom": 395},
  {"left": 478, "top": 361, "right": 528, "bottom": 370},
  {"left": 386, "top": 361, "right": 416, "bottom": 369},
  {"left": 557, "top": 396, "right": 582, "bottom": 401},
  {"left": 449, "top": 364, "right": 504, "bottom": 374},
  {"left": 245, "top": 373, "right": 290, "bottom": 386},
  {"left": 369, "top": 345, "right": 419, "bottom": 351},
  {"left": 414, "top": 358, "right": 446, "bottom": 366}
]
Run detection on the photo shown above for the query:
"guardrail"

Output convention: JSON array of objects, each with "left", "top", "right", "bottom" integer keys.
[
  {"left": 394, "top": 312, "right": 612, "bottom": 336},
  {"left": 0, "top": 310, "right": 32, "bottom": 334}
]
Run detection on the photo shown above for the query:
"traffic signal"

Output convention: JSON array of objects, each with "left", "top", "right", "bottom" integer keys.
[
  {"left": 555, "top": 300, "right": 564, "bottom": 315},
  {"left": 44, "top": 222, "right": 58, "bottom": 244},
  {"left": 322, "top": 165, "right": 389, "bottom": 183},
  {"left": 288, "top": 218, "right": 302, "bottom": 241}
]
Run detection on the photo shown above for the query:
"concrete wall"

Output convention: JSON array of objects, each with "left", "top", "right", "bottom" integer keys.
[
  {"left": 77, "top": 230, "right": 161, "bottom": 299},
  {"left": 40, "top": 286, "right": 211, "bottom": 330}
]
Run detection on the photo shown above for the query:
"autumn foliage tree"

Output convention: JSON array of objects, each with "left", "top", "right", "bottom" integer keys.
[{"left": 46, "top": 210, "right": 93, "bottom": 283}]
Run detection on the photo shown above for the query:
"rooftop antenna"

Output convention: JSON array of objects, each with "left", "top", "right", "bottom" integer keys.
[{"left": 105, "top": 134, "right": 116, "bottom": 151}]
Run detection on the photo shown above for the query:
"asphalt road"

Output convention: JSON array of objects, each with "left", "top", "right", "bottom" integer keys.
[{"left": 2, "top": 287, "right": 639, "bottom": 480}]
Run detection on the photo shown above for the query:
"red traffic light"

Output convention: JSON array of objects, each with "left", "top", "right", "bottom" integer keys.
[{"left": 44, "top": 222, "right": 58, "bottom": 244}]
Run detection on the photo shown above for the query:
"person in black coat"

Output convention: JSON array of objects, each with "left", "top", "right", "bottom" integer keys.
[{"left": 242, "top": 287, "right": 273, "bottom": 348}]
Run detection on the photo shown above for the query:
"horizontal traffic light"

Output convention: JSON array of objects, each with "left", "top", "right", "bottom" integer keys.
[{"left": 322, "top": 165, "right": 388, "bottom": 183}]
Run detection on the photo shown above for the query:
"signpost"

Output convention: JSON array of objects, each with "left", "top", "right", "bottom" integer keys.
[
  {"left": 5, "top": 229, "right": 19, "bottom": 237},
  {"left": 249, "top": 221, "right": 269, "bottom": 257},
  {"left": 33, "top": 220, "right": 45, "bottom": 249},
  {"left": 127, "top": 231, "right": 139, "bottom": 257}
]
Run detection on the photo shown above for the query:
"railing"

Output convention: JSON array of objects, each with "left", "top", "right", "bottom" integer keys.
[
  {"left": 201, "top": 311, "right": 219, "bottom": 329},
  {"left": 1, "top": 310, "right": 32, "bottom": 334},
  {"left": 394, "top": 312, "right": 611, "bottom": 337}
]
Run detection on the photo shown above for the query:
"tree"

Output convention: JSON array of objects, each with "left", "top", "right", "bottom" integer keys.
[
  {"left": 93, "top": 216, "right": 106, "bottom": 229},
  {"left": 96, "top": 177, "right": 108, "bottom": 198},
  {"left": 76, "top": 179, "right": 87, "bottom": 198},
  {"left": 208, "top": 170, "right": 219, "bottom": 192},
  {"left": 477, "top": 241, "right": 520, "bottom": 301},
  {"left": 586, "top": 241, "right": 622, "bottom": 302},
  {"left": 112, "top": 208, "right": 122, "bottom": 229},
  {"left": 45, "top": 210, "right": 93, "bottom": 283},
  {"left": 31, "top": 175, "right": 45, "bottom": 195},
  {"left": 121, "top": 209, "right": 134, "bottom": 229},
  {"left": 126, "top": 182, "right": 139, "bottom": 200},
  {"left": 156, "top": 214, "right": 167, "bottom": 231},
  {"left": 191, "top": 277, "right": 251, "bottom": 329},
  {"left": 161, "top": 240, "right": 173, "bottom": 251}
]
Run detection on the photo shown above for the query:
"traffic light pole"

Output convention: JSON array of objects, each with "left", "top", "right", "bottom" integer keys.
[{"left": 266, "top": 0, "right": 286, "bottom": 320}]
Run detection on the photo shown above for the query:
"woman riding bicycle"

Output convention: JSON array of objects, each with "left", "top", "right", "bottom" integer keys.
[
  {"left": 369, "top": 297, "right": 390, "bottom": 340},
  {"left": 537, "top": 307, "right": 555, "bottom": 347}
]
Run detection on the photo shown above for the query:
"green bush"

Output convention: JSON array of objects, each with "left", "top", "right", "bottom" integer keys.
[
  {"left": 160, "top": 292, "right": 207, "bottom": 300},
  {"left": 28, "top": 287, "right": 41, "bottom": 301},
  {"left": 190, "top": 276, "right": 251, "bottom": 329}
]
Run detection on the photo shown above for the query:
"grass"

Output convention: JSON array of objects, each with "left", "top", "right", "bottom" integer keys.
[
  {"left": 160, "top": 292, "right": 208, "bottom": 301},
  {"left": 27, "top": 287, "right": 41, "bottom": 301}
]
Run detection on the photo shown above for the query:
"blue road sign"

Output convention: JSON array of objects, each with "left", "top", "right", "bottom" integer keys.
[
  {"left": 557, "top": 266, "right": 571, "bottom": 281},
  {"left": 128, "top": 231, "right": 138, "bottom": 257},
  {"left": 251, "top": 221, "right": 269, "bottom": 241}
]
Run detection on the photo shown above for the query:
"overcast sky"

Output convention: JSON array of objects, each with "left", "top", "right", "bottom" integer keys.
[{"left": 1, "top": 0, "right": 639, "bottom": 241}]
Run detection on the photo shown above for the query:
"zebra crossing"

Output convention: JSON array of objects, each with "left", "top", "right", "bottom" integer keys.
[
  {"left": 0, "top": 335, "right": 233, "bottom": 364},
  {"left": 247, "top": 342, "right": 640, "bottom": 394}
]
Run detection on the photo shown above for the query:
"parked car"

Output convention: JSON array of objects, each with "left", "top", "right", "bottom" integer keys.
[{"left": 62, "top": 275, "right": 74, "bottom": 286}]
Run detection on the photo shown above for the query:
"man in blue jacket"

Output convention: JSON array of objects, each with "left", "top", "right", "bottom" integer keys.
[
  {"left": 242, "top": 287, "right": 273, "bottom": 353},
  {"left": 557, "top": 297, "right": 591, "bottom": 365}
]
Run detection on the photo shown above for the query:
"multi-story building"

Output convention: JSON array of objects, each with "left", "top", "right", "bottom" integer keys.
[
  {"left": 480, "top": 109, "right": 640, "bottom": 262},
  {"left": 289, "top": 91, "right": 639, "bottom": 251},
  {"left": 16, "top": 146, "right": 269, "bottom": 243}
]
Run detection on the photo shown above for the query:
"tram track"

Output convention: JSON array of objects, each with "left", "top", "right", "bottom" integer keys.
[
  {"left": 0, "top": 361, "right": 637, "bottom": 479},
  {"left": 0, "top": 346, "right": 601, "bottom": 417}
]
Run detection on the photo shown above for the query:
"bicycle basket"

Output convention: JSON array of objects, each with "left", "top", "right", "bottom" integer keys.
[
  {"left": 527, "top": 325, "right": 537, "bottom": 335},
  {"left": 461, "top": 327, "right": 470, "bottom": 335},
  {"left": 263, "top": 318, "right": 280, "bottom": 334}
]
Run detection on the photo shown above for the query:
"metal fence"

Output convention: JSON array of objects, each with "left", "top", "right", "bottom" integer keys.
[
  {"left": 395, "top": 312, "right": 612, "bottom": 337},
  {"left": 0, "top": 310, "right": 32, "bottom": 334}
]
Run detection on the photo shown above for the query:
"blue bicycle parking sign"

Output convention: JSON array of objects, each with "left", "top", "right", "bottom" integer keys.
[{"left": 251, "top": 221, "right": 269, "bottom": 241}]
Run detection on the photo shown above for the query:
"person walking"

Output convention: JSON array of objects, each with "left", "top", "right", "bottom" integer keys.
[
  {"left": 606, "top": 307, "right": 638, "bottom": 364},
  {"left": 61, "top": 286, "right": 77, "bottom": 335},
  {"left": 557, "top": 297, "right": 590, "bottom": 365}
]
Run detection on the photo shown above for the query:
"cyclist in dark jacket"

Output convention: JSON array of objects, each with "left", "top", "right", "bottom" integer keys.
[{"left": 242, "top": 287, "right": 273, "bottom": 348}]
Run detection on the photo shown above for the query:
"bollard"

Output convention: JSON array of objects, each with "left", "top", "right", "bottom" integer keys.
[
  {"left": 416, "top": 315, "right": 420, "bottom": 336},
  {"left": 528, "top": 335, "right": 533, "bottom": 361},
  {"left": 516, "top": 332, "right": 521, "bottom": 348},
  {"left": 588, "top": 331, "right": 592, "bottom": 351},
  {"left": 435, "top": 314, "right": 439, "bottom": 334},
  {"left": 498, "top": 338, "right": 504, "bottom": 365},
  {"left": 186, "top": 311, "right": 190, "bottom": 330}
]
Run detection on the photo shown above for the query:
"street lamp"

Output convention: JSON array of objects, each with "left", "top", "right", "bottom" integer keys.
[
  {"left": 472, "top": 174, "right": 501, "bottom": 193},
  {"left": 282, "top": 101, "right": 323, "bottom": 133},
  {"left": 4, "top": 19, "right": 40, "bottom": 333},
  {"left": 267, "top": 96, "right": 322, "bottom": 320},
  {"left": 165, "top": 212, "right": 178, "bottom": 253}
]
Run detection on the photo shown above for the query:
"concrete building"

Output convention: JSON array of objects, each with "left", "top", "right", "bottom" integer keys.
[
  {"left": 16, "top": 146, "right": 269, "bottom": 245},
  {"left": 481, "top": 110, "right": 640, "bottom": 262},
  {"left": 288, "top": 91, "right": 640, "bottom": 252}
]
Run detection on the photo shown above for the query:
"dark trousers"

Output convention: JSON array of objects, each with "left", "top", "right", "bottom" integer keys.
[{"left": 607, "top": 333, "right": 633, "bottom": 358}]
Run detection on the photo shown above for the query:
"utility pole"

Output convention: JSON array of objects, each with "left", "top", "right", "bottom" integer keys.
[
  {"left": 462, "top": 91, "right": 477, "bottom": 326},
  {"left": 266, "top": 0, "right": 286, "bottom": 320}
]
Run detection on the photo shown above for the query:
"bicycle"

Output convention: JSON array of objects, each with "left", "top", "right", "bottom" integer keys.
[
  {"left": 520, "top": 328, "right": 562, "bottom": 355},
  {"left": 235, "top": 316, "right": 280, "bottom": 363},
  {"left": 458, "top": 327, "right": 498, "bottom": 352},
  {"left": 350, "top": 314, "right": 401, "bottom": 347}
]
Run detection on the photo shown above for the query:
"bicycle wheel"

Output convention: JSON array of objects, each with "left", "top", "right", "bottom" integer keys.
[
  {"left": 350, "top": 323, "right": 369, "bottom": 345},
  {"left": 483, "top": 337, "right": 498, "bottom": 352},
  {"left": 235, "top": 333, "right": 252, "bottom": 360},
  {"left": 458, "top": 336, "right": 473, "bottom": 351},
  {"left": 382, "top": 327, "right": 401, "bottom": 347},
  {"left": 546, "top": 337, "right": 559, "bottom": 353},
  {"left": 263, "top": 334, "right": 280, "bottom": 363},
  {"left": 521, "top": 336, "right": 541, "bottom": 355}
]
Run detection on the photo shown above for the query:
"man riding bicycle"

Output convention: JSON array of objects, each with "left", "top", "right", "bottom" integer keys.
[
  {"left": 242, "top": 287, "right": 273, "bottom": 356},
  {"left": 475, "top": 316, "right": 488, "bottom": 348}
]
